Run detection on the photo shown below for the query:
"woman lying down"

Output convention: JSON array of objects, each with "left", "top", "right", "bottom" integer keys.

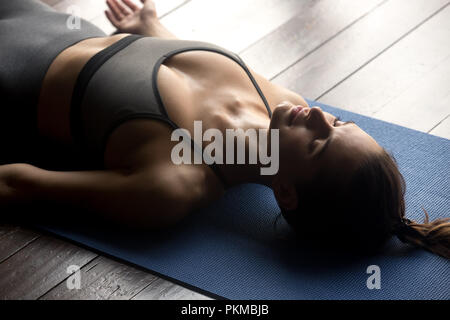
[{"left": 0, "top": 0, "right": 448, "bottom": 258}]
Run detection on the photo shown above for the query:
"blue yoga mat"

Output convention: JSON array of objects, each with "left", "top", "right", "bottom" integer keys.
[{"left": 37, "top": 99, "right": 450, "bottom": 299}]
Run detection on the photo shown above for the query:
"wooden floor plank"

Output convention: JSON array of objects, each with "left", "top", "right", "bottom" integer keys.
[
  {"left": 314, "top": 3, "right": 450, "bottom": 119},
  {"left": 131, "top": 278, "right": 211, "bottom": 300},
  {"left": 429, "top": 115, "right": 450, "bottom": 139},
  {"left": 0, "top": 227, "right": 40, "bottom": 264},
  {"left": 53, "top": 0, "right": 108, "bottom": 21},
  {"left": 0, "top": 224, "right": 18, "bottom": 238},
  {"left": 53, "top": 0, "right": 187, "bottom": 20},
  {"left": 159, "top": 0, "right": 310, "bottom": 52},
  {"left": 89, "top": 0, "right": 190, "bottom": 34},
  {"left": 240, "top": 0, "right": 384, "bottom": 79},
  {"left": 89, "top": 13, "right": 116, "bottom": 34},
  {"left": 154, "top": 0, "right": 191, "bottom": 19},
  {"left": 0, "top": 235, "right": 97, "bottom": 299},
  {"left": 272, "top": 0, "right": 449, "bottom": 106},
  {"left": 373, "top": 55, "right": 450, "bottom": 133},
  {"left": 40, "top": 255, "right": 157, "bottom": 300}
]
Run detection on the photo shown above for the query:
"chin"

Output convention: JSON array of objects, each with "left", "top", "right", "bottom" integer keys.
[
  {"left": 269, "top": 107, "right": 286, "bottom": 130},
  {"left": 268, "top": 118, "right": 278, "bottom": 131}
]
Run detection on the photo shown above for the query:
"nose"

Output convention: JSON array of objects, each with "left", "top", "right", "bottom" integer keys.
[{"left": 306, "top": 107, "right": 331, "bottom": 137}]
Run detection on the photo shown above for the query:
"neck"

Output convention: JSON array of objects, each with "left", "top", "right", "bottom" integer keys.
[
  {"left": 217, "top": 128, "right": 277, "bottom": 188},
  {"left": 220, "top": 163, "right": 274, "bottom": 188}
]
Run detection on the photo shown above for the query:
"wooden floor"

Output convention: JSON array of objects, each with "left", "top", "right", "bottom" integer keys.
[{"left": 1, "top": 0, "right": 449, "bottom": 299}]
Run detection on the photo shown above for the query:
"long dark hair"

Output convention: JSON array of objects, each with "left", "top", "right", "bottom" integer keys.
[{"left": 281, "top": 149, "right": 450, "bottom": 258}]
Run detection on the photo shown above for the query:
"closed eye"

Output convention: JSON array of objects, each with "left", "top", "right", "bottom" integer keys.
[{"left": 333, "top": 117, "right": 355, "bottom": 127}]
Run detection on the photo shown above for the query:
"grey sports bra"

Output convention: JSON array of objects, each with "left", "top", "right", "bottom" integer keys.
[{"left": 70, "top": 35, "right": 272, "bottom": 186}]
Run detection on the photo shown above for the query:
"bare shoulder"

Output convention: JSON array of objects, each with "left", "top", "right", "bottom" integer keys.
[{"left": 245, "top": 65, "right": 309, "bottom": 108}]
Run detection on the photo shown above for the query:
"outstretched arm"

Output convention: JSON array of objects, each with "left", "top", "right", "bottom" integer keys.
[
  {"left": 105, "top": 0, "right": 178, "bottom": 39},
  {"left": 0, "top": 163, "right": 194, "bottom": 229}
]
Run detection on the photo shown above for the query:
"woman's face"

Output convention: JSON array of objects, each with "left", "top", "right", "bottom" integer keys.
[{"left": 268, "top": 102, "right": 382, "bottom": 209}]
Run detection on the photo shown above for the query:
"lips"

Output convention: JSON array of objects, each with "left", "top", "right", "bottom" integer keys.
[{"left": 289, "top": 105, "right": 305, "bottom": 125}]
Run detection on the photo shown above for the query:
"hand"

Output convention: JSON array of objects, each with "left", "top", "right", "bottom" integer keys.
[
  {"left": 0, "top": 163, "right": 36, "bottom": 209},
  {"left": 0, "top": 163, "right": 42, "bottom": 212},
  {"left": 105, "top": 0, "right": 158, "bottom": 35}
]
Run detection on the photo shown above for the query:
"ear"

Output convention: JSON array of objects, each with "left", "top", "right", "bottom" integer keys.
[{"left": 272, "top": 177, "right": 298, "bottom": 211}]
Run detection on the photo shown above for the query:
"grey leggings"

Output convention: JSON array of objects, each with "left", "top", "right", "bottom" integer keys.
[{"left": 0, "top": 0, "right": 105, "bottom": 166}]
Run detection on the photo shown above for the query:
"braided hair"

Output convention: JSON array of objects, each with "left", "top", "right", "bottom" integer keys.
[{"left": 394, "top": 213, "right": 450, "bottom": 258}]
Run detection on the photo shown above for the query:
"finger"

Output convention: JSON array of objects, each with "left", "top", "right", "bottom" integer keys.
[
  {"left": 112, "top": 0, "right": 132, "bottom": 16},
  {"left": 122, "top": 0, "right": 139, "bottom": 12},
  {"left": 106, "top": 0, "right": 125, "bottom": 20},
  {"left": 105, "top": 9, "right": 120, "bottom": 27}
]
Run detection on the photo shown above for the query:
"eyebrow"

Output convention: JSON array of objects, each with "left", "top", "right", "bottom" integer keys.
[{"left": 315, "top": 121, "right": 355, "bottom": 159}]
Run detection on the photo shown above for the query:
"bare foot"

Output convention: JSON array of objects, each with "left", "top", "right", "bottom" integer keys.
[{"left": 105, "top": 0, "right": 159, "bottom": 35}]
